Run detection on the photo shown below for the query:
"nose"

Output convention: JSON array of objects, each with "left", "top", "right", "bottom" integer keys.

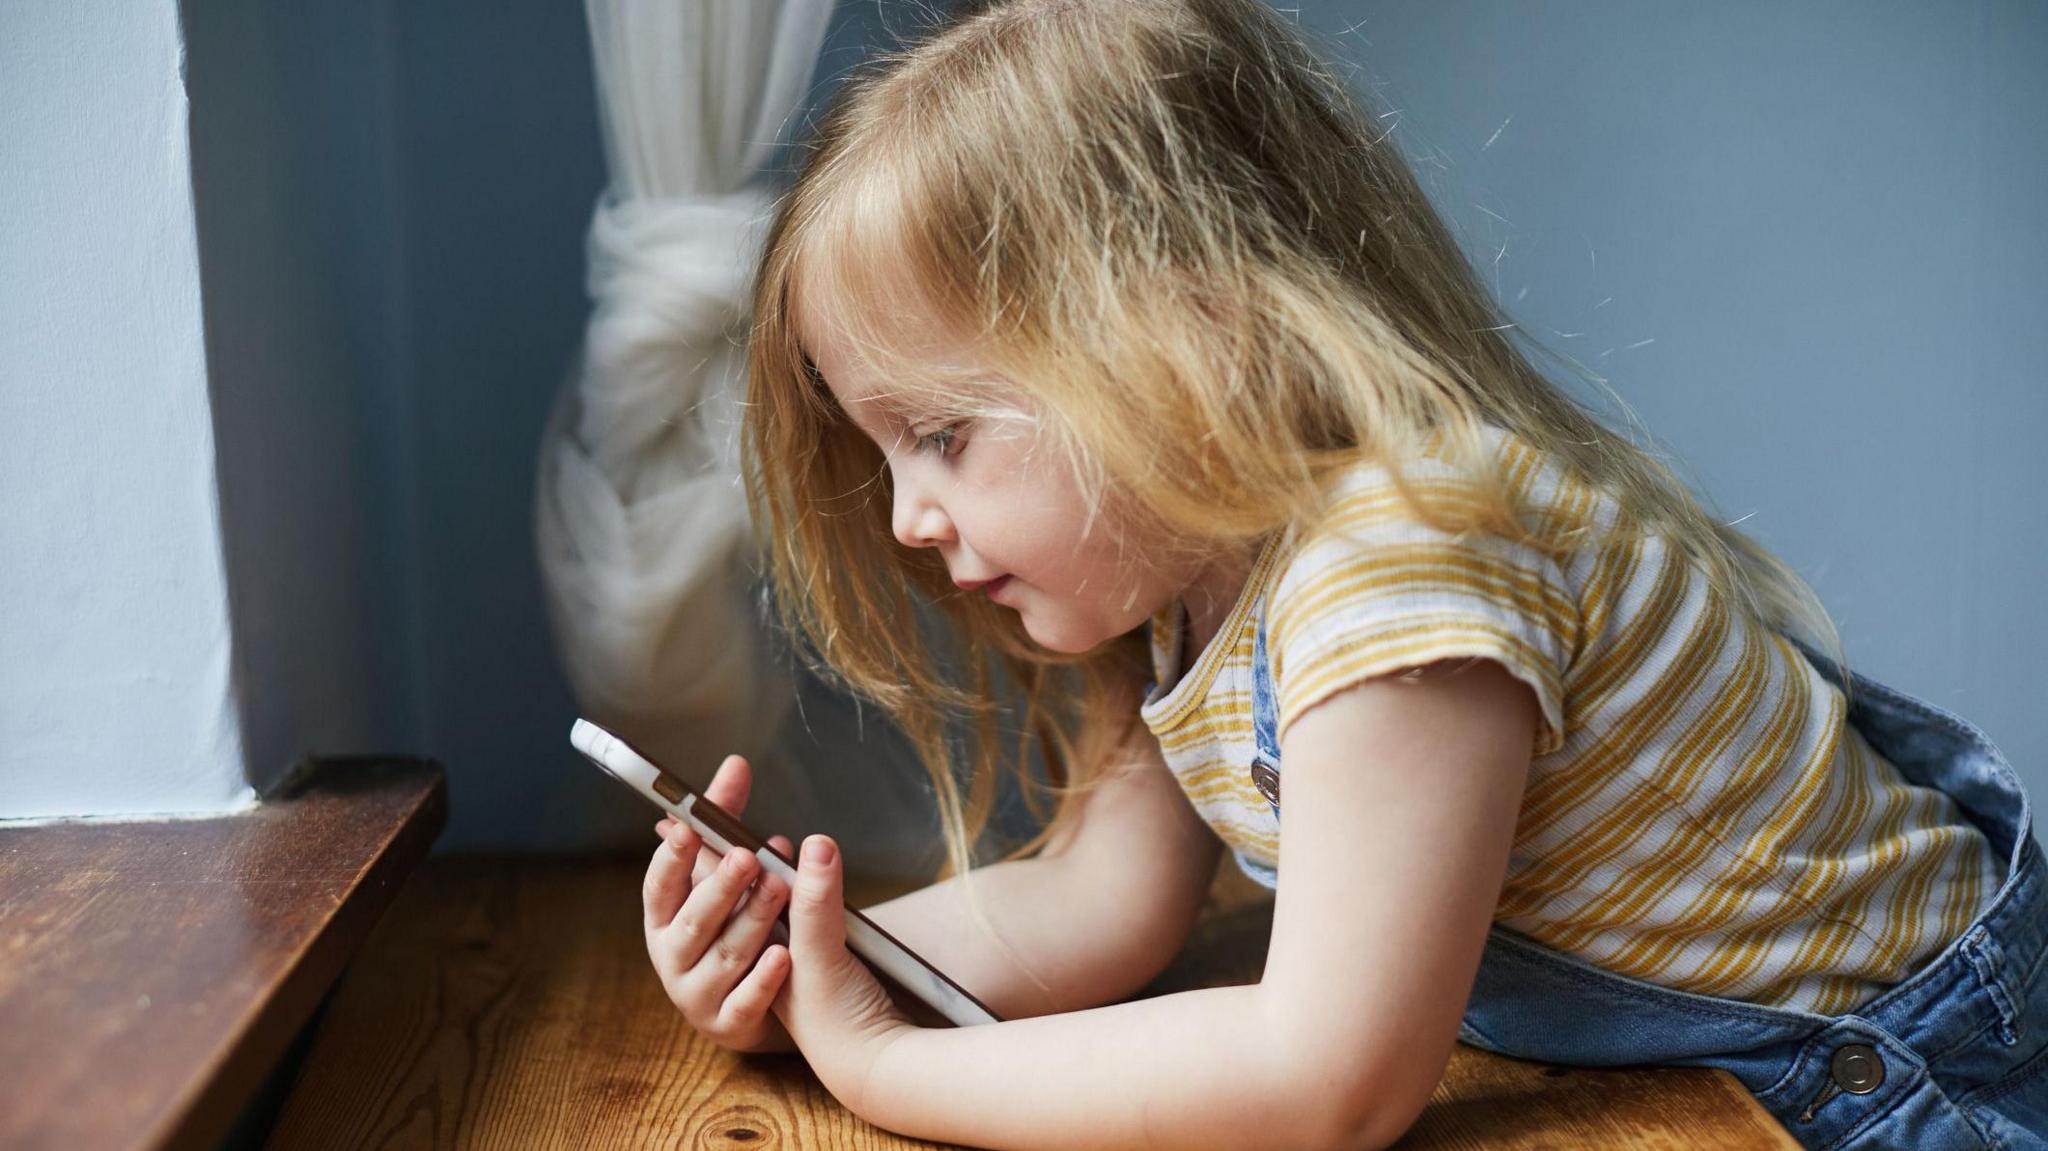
[{"left": 891, "top": 469, "right": 955, "bottom": 550}]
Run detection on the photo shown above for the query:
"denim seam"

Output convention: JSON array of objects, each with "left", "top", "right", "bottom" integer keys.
[
  {"left": 1844, "top": 666, "right": 1996, "bottom": 750},
  {"left": 2024, "top": 926, "right": 2048, "bottom": 987},
  {"left": 1922, "top": 1014, "right": 2002, "bottom": 1066},
  {"left": 1458, "top": 1013, "right": 1502, "bottom": 1049},
  {"left": 1861, "top": 938, "right": 1984, "bottom": 1016},
  {"left": 1756, "top": 1026, "right": 1842, "bottom": 1103},
  {"left": 1492, "top": 930, "right": 1825, "bottom": 1029},
  {"left": 1954, "top": 1090, "right": 2009, "bottom": 1151},
  {"left": 1933, "top": 1073, "right": 1998, "bottom": 1146},
  {"left": 1792, "top": 641, "right": 2025, "bottom": 828},
  {"left": 1509, "top": 948, "right": 1781, "bottom": 1024},
  {"left": 1854, "top": 679, "right": 2037, "bottom": 860},
  {"left": 1962, "top": 927, "right": 2023, "bottom": 1046},
  {"left": 1879, "top": 869, "right": 2034, "bottom": 1004},
  {"left": 1961, "top": 1032, "right": 2048, "bottom": 1107},
  {"left": 1838, "top": 669, "right": 2033, "bottom": 849},
  {"left": 1971, "top": 1114, "right": 2010, "bottom": 1151},
  {"left": 1841, "top": 844, "right": 2039, "bottom": 1045}
]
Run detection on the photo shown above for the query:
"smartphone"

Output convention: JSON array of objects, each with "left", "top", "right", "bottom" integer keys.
[{"left": 569, "top": 718, "right": 1001, "bottom": 1027}]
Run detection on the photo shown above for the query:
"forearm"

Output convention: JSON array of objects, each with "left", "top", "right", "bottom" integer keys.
[
  {"left": 859, "top": 853, "right": 1152, "bottom": 1021},
  {"left": 862, "top": 983, "right": 1364, "bottom": 1151}
]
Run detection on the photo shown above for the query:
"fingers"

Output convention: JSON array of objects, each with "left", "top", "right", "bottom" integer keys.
[
  {"left": 649, "top": 844, "right": 792, "bottom": 1031},
  {"left": 640, "top": 784, "right": 801, "bottom": 1055},
  {"left": 718, "top": 942, "right": 793, "bottom": 1035},
  {"left": 649, "top": 821, "right": 792, "bottom": 896},
  {"left": 653, "top": 817, "right": 724, "bottom": 876},
  {"left": 701, "top": 754, "right": 752, "bottom": 817},
  {"left": 678, "top": 862, "right": 791, "bottom": 1004},
  {"left": 658, "top": 845, "right": 769, "bottom": 972},
  {"left": 642, "top": 820, "right": 701, "bottom": 933},
  {"left": 785, "top": 835, "right": 846, "bottom": 962}
]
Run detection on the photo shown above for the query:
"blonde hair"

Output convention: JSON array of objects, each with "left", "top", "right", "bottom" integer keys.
[{"left": 742, "top": 0, "right": 1846, "bottom": 996}]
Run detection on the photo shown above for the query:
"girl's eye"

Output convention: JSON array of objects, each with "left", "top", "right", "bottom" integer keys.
[{"left": 912, "top": 422, "right": 965, "bottom": 458}]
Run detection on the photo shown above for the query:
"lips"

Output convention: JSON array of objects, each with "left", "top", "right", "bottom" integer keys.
[{"left": 981, "top": 575, "right": 1012, "bottom": 599}]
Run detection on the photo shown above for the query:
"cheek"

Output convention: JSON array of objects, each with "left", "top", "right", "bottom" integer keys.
[
  {"left": 1003, "top": 487, "right": 1097, "bottom": 555},
  {"left": 966, "top": 439, "right": 1150, "bottom": 594},
  {"left": 1016, "top": 513, "right": 1152, "bottom": 601},
  {"left": 962, "top": 460, "right": 1083, "bottom": 557}
]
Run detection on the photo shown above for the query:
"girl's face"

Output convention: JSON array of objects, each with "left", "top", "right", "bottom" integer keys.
[{"left": 800, "top": 294, "right": 1211, "bottom": 655}]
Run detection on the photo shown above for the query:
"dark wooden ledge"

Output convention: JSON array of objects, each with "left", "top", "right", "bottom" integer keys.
[{"left": 0, "top": 756, "right": 447, "bottom": 1151}]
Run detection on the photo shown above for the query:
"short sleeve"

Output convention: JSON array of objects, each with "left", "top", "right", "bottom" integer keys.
[{"left": 1268, "top": 461, "right": 1574, "bottom": 757}]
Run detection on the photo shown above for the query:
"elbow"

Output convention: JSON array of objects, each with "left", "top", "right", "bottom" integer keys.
[
  {"left": 1270, "top": 1038, "right": 1439, "bottom": 1151},
  {"left": 1256, "top": 983, "right": 1449, "bottom": 1150},
  {"left": 1342, "top": 1096, "right": 1431, "bottom": 1151},
  {"left": 1300, "top": 1088, "right": 1428, "bottom": 1151}
]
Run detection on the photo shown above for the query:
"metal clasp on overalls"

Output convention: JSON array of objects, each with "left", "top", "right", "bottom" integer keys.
[
  {"left": 1797, "top": 1043, "right": 1886, "bottom": 1122},
  {"left": 1249, "top": 754, "right": 1281, "bottom": 808}
]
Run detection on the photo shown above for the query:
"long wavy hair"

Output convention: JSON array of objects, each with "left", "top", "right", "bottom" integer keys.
[{"left": 741, "top": 0, "right": 1845, "bottom": 992}]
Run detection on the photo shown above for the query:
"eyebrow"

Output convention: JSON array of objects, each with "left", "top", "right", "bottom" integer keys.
[
  {"left": 839, "top": 382, "right": 929, "bottom": 427},
  {"left": 802, "top": 347, "right": 954, "bottom": 445},
  {"left": 831, "top": 389, "right": 927, "bottom": 453}
]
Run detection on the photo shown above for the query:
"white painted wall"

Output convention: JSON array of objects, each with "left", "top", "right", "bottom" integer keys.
[{"left": 0, "top": 1, "right": 252, "bottom": 820}]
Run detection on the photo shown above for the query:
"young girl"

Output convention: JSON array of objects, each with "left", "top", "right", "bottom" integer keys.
[{"left": 639, "top": 1, "right": 2047, "bottom": 1147}]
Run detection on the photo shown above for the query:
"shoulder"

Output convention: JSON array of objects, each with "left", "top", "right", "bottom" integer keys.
[
  {"left": 1270, "top": 430, "right": 1579, "bottom": 634},
  {"left": 1284, "top": 424, "right": 1586, "bottom": 549},
  {"left": 1265, "top": 427, "right": 1578, "bottom": 755}
]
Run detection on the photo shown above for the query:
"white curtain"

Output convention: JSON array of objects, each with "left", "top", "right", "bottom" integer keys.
[{"left": 536, "top": 0, "right": 939, "bottom": 877}]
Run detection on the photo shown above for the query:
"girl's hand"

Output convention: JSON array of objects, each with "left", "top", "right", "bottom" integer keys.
[
  {"left": 769, "top": 833, "right": 917, "bottom": 1121},
  {"left": 642, "top": 753, "right": 800, "bottom": 1055}
]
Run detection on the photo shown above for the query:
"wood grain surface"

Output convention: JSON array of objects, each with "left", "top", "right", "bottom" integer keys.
[
  {"left": 0, "top": 757, "right": 447, "bottom": 1151},
  {"left": 265, "top": 852, "right": 1797, "bottom": 1149}
]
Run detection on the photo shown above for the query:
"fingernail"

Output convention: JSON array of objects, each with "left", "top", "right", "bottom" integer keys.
[{"left": 804, "top": 836, "right": 835, "bottom": 867}]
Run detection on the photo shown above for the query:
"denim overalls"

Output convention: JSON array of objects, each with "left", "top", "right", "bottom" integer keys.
[{"left": 1242, "top": 592, "right": 2048, "bottom": 1149}]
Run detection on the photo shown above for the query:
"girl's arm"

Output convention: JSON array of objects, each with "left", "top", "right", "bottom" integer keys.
[
  {"left": 859, "top": 657, "right": 1538, "bottom": 1151},
  {"left": 862, "top": 724, "right": 1225, "bottom": 1021}
]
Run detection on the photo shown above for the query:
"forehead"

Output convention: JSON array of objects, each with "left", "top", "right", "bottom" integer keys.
[
  {"left": 799, "top": 337, "right": 913, "bottom": 431},
  {"left": 792, "top": 273, "right": 977, "bottom": 424}
]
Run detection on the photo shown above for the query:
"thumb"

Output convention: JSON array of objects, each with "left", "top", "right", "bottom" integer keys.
[{"left": 788, "top": 835, "right": 847, "bottom": 961}]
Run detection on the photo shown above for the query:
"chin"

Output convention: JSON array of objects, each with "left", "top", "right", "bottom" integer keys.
[{"left": 1020, "top": 612, "right": 1112, "bottom": 655}]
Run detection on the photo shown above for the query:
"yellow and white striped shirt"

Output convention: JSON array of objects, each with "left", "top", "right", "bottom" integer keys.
[{"left": 1138, "top": 426, "right": 2000, "bottom": 1015}]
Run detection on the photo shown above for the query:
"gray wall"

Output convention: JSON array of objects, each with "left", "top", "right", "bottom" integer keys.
[
  {"left": 1290, "top": 1, "right": 2047, "bottom": 835},
  {"left": 166, "top": 1, "right": 2044, "bottom": 853},
  {"left": 374, "top": 4, "right": 613, "bottom": 852},
  {"left": 182, "top": 0, "right": 609, "bottom": 852},
  {"left": 185, "top": 2, "right": 409, "bottom": 805}
]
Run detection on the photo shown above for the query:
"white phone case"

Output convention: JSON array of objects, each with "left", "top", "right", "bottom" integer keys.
[{"left": 570, "top": 719, "right": 1000, "bottom": 1027}]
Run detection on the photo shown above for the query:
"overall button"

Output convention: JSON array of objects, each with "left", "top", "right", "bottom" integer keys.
[
  {"left": 1249, "top": 761, "right": 1281, "bottom": 806},
  {"left": 1797, "top": 1042, "right": 1886, "bottom": 1122},
  {"left": 1831, "top": 1044, "right": 1885, "bottom": 1093}
]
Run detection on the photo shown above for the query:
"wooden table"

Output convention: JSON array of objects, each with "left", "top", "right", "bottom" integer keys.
[{"left": 263, "top": 849, "right": 1795, "bottom": 1149}]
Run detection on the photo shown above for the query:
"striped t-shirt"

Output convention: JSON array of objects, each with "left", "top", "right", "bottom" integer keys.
[{"left": 1137, "top": 425, "right": 2001, "bottom": 1015}]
